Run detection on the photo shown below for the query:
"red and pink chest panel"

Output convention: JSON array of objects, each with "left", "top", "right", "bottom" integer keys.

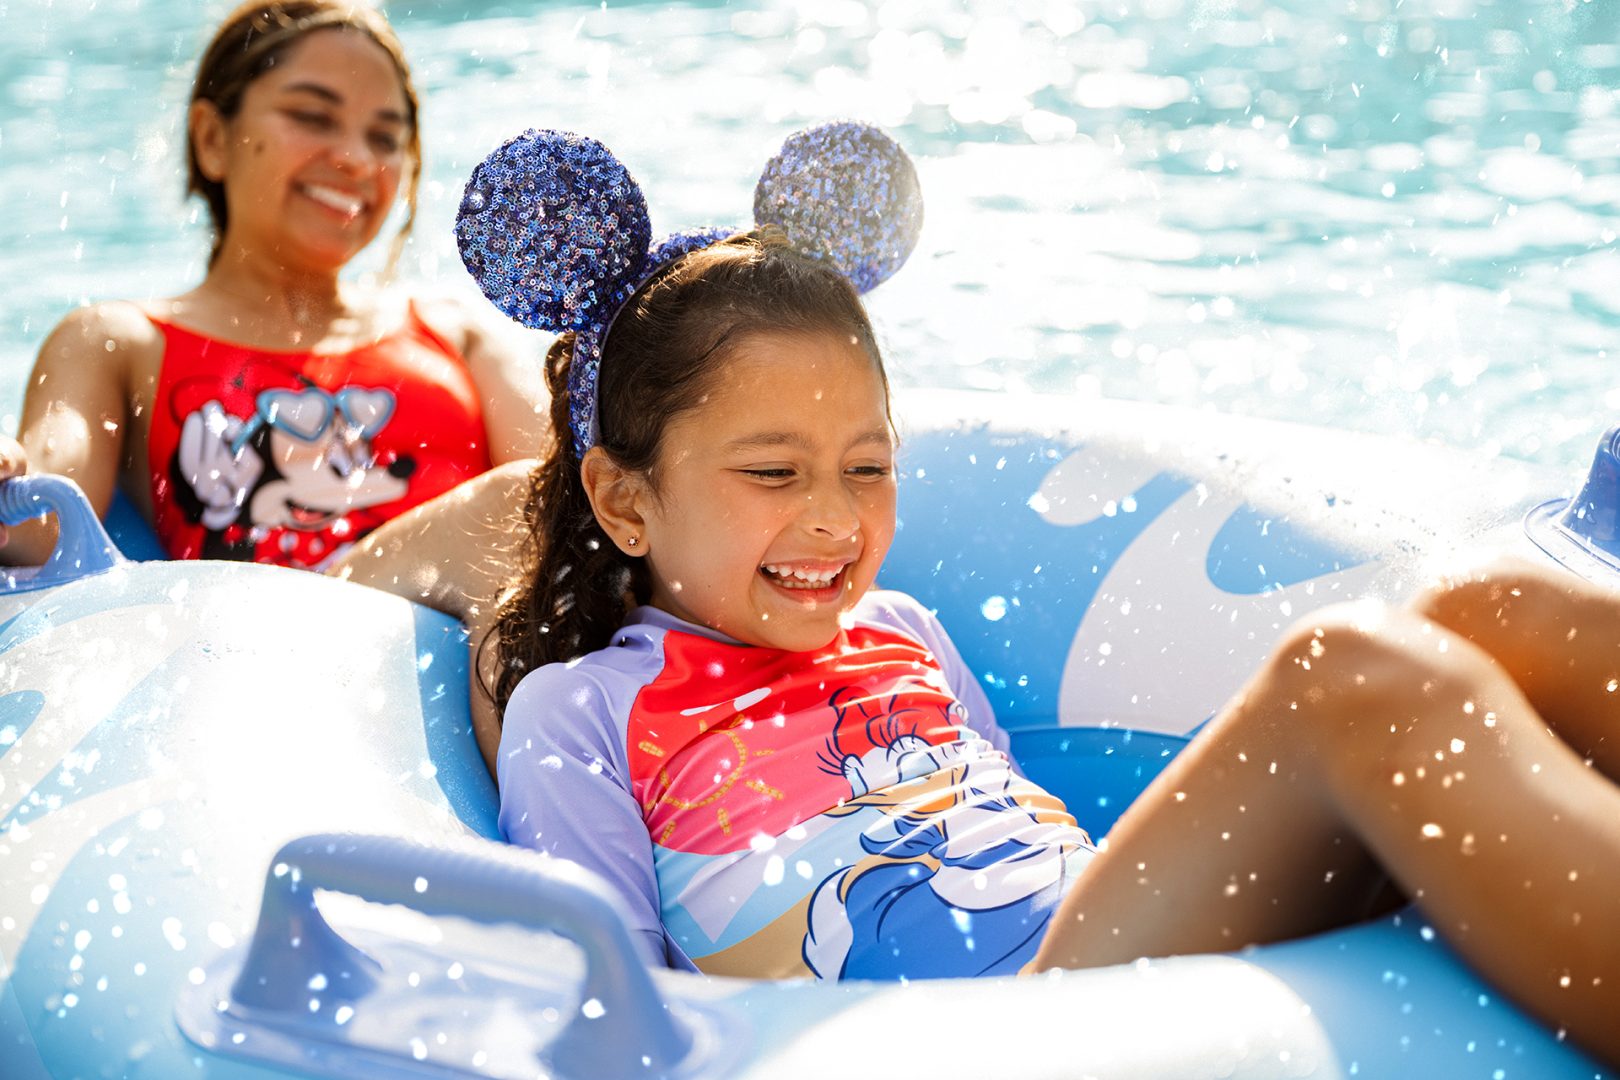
[{"left": 626, "top": 624, "right": 966, "bottom": 854}]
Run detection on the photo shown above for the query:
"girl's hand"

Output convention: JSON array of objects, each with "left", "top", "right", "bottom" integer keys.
[{"left": 0, "top": 433, "right": 26, "bottom": 549}]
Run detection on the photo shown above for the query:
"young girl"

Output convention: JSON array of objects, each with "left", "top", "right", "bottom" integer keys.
[
  {"left": 458, "top": 125, "right": 1615, "bottom": 1063},
  {"left": 1, "top": 0, "right": 543, "bottom": 572},
  {"left": 493, "top": 225, "right": 1095, "bottom": 981}
]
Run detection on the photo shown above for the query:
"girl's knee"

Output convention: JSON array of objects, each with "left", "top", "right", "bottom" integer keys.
[
  {"left": 1269, "top": 602, "right": 1431, "bottom": 697},
  {"left": 1411, "top": 556, "right": 1582, "bottom": 637},
  {"left": 1260, "top": 603, "right": 1504, "bottom": 752}
]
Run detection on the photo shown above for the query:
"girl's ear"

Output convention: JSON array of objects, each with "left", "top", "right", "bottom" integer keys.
[
  {"left": 190, "top": 100, "right": 229, "bottom": 183},
  {"left": 580, "top": 447, "right": 650, "bottom": 557}
]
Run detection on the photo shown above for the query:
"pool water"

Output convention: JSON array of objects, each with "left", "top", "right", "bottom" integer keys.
[{"left": 2, "top": 0, "right": 1616, "bottom": 473}]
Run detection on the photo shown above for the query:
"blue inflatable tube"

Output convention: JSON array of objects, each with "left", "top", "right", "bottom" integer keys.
[{"left": 1, "top": 390, "right": 1612, "bottom": 1078}]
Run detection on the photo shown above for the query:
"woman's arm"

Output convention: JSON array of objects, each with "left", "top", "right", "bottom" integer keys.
[
  {"left": 3, "top": 303, "right": 155, "bottom": 565},
  {"left": 329, "top": 458, "right": 535, "bottom": 773}
]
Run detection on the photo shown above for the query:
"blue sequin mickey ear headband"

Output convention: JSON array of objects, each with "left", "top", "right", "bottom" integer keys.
[{"left": 454, "top": 121, "right": 924, "bottom": 460}]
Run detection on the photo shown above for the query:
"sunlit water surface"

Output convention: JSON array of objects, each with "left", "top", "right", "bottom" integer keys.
[{"left": 2, "top": 0, "right": 1616, "bottom": 473}]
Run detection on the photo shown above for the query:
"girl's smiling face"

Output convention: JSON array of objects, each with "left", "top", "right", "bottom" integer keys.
[{"left": 624, "top": 329, "right": 897, "bottom": 652}]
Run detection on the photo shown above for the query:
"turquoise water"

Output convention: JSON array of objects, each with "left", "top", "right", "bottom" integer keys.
[{"left": 2, "top": 0, "right": 1616, "bottom": 471}]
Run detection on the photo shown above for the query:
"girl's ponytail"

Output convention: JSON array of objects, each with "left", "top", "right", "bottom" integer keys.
[{"left": 485, "top": 334, "right": 643, "bottom": 713}]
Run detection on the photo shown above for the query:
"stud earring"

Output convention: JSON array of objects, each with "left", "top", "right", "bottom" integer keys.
[{"left": 627, "top": 536, "right": 639, "bottom": 548}]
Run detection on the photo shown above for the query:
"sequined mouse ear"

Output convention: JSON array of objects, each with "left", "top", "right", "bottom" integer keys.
[
  {"left": 455, "top": 129, "right": 653, "bottom": 332},
  {"left": 752, "top": 121, "right": 924, "bottom": 295}
]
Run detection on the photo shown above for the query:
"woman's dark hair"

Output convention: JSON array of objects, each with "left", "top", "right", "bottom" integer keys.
[
  {"left": 187, "top": 0, "right": 422, "bottom": 268},
  {"left": 485, "top": 227, "right": 890, "bottom": 714}
]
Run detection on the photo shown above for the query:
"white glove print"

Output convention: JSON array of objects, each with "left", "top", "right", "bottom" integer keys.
[{"left": 177, "top": 401, "right": 263, "bottom": 530}]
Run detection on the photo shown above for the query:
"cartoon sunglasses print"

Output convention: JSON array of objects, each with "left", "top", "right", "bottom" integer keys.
[{"left": 230, "top": 386, "right": 397, "bottom": 454}]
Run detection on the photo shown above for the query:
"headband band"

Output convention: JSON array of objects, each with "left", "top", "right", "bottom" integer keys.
[{"left": 455, "top": 121, "right": 924, "bottom": 460}]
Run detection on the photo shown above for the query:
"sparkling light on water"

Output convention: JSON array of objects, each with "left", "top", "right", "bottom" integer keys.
[{"left": 1, "top": 0, "right": 1616, "bottom": 467}]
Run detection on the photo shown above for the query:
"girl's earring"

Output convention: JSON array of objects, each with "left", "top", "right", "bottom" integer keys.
[{"left": 626, "top": 536, "right": 640, "bottom": 549}]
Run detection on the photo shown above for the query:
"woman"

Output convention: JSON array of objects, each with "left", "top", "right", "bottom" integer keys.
[{"left": 1, "top": 0, "right": 544, "bottom": 572}]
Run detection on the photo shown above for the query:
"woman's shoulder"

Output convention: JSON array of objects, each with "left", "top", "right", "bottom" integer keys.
[
  {"left": 42, "top": 300, "right": 165, "bottom": 361},
  {"left": 406, "top": 290, "right": 537, "bottom": 373},
  {"left": 404, "top": 292, "right": 481, "bottom": 356}
]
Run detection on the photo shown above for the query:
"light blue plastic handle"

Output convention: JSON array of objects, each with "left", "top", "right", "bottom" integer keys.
[
  {"left": 0, "top": 474, "right": 124, "bottom": 592},
  {"left": 235, "top": 832, "right": 695, "bottom": 1078}
]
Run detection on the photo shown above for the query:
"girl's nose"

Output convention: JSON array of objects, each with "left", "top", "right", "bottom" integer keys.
[{"left": 804, "top": 482, "right": 860, "bottom": 541}]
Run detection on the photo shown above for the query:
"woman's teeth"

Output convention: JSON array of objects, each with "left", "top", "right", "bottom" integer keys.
[
  {"left": 762, "top": 564, "right": 841, "bottom": 589},
  {"left": 301, "top": 184, "right": 364, "bottom": 217}
]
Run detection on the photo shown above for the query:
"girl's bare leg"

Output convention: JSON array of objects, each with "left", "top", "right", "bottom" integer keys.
[
  {"left": 1414, "top": 558, "right": 1620, "bottom": 776},
  {"left": 1029, "top": 568, "right": 1620, "bottom": 1063}
]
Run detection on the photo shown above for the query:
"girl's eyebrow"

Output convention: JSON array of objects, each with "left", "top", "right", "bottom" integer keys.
[
  {"left": 280, "top": 82, "right": 408, "bottom": 125},
  {"left": 723, "top": 427, "right": 893, "bottom": 453}
]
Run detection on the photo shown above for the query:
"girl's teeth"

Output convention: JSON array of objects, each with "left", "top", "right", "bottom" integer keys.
[{"left": 763, "top": 565, "right": 840, "bottom": 587}]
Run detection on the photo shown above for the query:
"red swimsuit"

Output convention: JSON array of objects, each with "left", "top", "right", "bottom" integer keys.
[{"left": 145, "top": 305, "right": 494, "bottom": 571}]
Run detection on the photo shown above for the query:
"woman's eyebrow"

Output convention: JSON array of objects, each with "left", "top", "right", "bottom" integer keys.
[
  {"left": 280, "top": 82, "right": 408, "bottom": 125},
  {"left": 280, "top": 82, "right": 343, "bottom": 104}
]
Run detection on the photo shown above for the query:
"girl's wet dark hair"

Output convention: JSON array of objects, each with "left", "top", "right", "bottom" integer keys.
[
  {"left": 485, "top": 227, "right": 890, "bottom": 714},
  {"left": 187, "top": 0, "right": 421, "bottom": 268}
]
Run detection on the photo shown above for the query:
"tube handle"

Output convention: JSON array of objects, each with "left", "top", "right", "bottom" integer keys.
[
  {"left": 0, "top": 474, "right": 124, "bottom": 591},
  {"left": 234, "top": 832, "right": 695, "bottom": 1078}
]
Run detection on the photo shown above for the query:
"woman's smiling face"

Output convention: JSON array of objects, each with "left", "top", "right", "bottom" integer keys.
[
  {"left": 632, "top": 328, "right": 897, "bottom": 653},
  {"left": 195, "top": 28, "right": 411, "bottom": 270}
]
